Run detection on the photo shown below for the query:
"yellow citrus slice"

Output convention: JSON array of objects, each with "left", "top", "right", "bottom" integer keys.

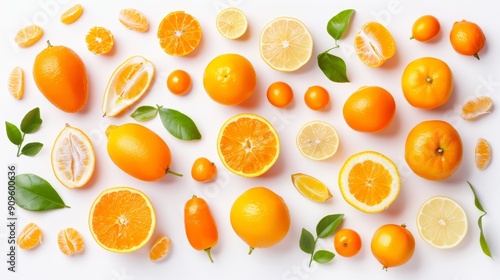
[
  {"left": 291, "top": 173, "right": 332, "bottom": 202},
  {"left": 416, "top": 196, "right": 468, "bottom": 249},
  {"left": 217, "top": 113, "right": 280, "bottom": 177},
  {"left": 57, "top": 228, "right": 84, "bottom": 255},
  {"left": 118, "top": 8, "right": 149, "bottom": 32},
  {"left": 461, "top": 96, "right": 493, "bottom": 120},
  {"left": 89, "top": 186, "right": 156, "bottom": 253},
  {"left": 149, "top": 236, "right": 172, "bottom": 262},
  {"left": 354, "top": 22, "right": 396, "bottom": 67},
  {"left": 8, "top": 66, "right": 24, "bottom": 99},
  {"left": 259, "top": 17, "right": 313, "bottom": 72},
  {"left": 216, "top": 7, "right": 248, "bottom": 39},
  {"left": 475, "top": 138, "right": 491, "bottom": 170},
  {"left": 339, "top": 151, "right": 401, "bottom": 213},
  {"left": 157, "top": 11, "right": 202, "bottom": 56},
  {"left": 51, "top": 124, "right": 95, "bottom": 189},
  {"left": 17, "top": 223, "right": 43, "bottom": 250},
  {"left": 296, "top": 120, "right": 339, "bottom": 160},
  {"left": 60, "top": 4, "right": 83, "bottom": 24},
  {"left": 85, "top": 26, "right": 114, "bottom": 55},
  {"left": 102, "top": 55, "right": 154, "bottom": 117},
  {"left": 15, "top": 25, "right": 43, "bottom": 48}
]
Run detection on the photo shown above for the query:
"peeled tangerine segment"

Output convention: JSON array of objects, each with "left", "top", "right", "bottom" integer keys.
[
  {"left": 354, "top": 22, "right": 396, "bottom": 67},
  {"left": 102, "top": 55, "right": 154, "bottom": 117}
]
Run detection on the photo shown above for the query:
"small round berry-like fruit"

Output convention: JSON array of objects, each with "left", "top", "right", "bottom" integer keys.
[
  {"left": 410, "top": 15, "right": 440, "bottom": 42},
  {"left": 191, "top": 157, "right": 217, "bottom": 182},
  {"left": 334, "top": 229, "right": 362, "bottom": 257},
  {"left": 304, "top": 85, "right": 330, "bottom": 110},
  {"left": 267, "top": 81, "right": 293, "bottom": 108},
  {"left": 167, "top": 69, "right": 192, "bottom": 95}
]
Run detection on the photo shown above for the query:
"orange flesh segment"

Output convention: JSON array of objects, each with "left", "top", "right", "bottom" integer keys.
[{"left": 348, "top": 160, "right": 392, "bottom": 206}]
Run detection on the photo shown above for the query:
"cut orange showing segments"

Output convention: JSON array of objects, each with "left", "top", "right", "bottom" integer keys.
[
  {"left": 149, "top": 236, "right": 172, "bottom": 262},
  {"left": 291, "top": 173, "right": 332, "bottom": 202},
  {"left": 60, "top": 4, "right": 83, "bottom": 24},
  {"left": 475, "top": 138, "right": 491, "bottom": 170},
  {"left": 354, "top": 22, "right": 396, "bottom": 67},
  {"left": 102, "top": 55, "right": 154, "bottom": 117},
  {"left": 461, "top": 96, "right": 493, "bottom": 120},
  {"left": 17, "top": 223, "right": 43, "bottom": 250},
  {"left": 85, "top": 26, "right": 114, "bottom": 55},
  {"left": 157, "top": 11, "right": 202, "bottom": 56},
  {"left": 119, "top": 8, "right": 149, "bottom": 32},
  {"left": 296, "top": 120, "right": 339, "bottom": 161},
  {"left": 217, "top": 113, "right": 280, "bottom": 177},
  {"left": 57, "top": 228, "right": 84, "bottom": 255},
  {"left": 339, "top": 151, "right": 401, "bottom": 213},
  {"left": 89, "top": 186, "right": 156, "bottom": 253},
  {"left": 8, "top": 66, "right": 24, "bottom": 99},
  {"left": 216, "top": 7, "right": 248, "bottom": 39},
  {"left": 15, "top": 25, "right": 43, "bottom": 47},
  {"left": 51, "top": 124, "right": 95, "bottom": 188},
  {"left": 259, "top": 17, "right": 313, "bottom": 72}
]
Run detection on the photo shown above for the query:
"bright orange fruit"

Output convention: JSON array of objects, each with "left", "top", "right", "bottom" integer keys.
[
  {"left": 60, "top": 4, "right": 83, "bottom": 24},
  {"left": 57, "top": 228, "right": 84, "bottom": 255},
  {"left": 371, "top": 224, "right": 415, "bottom": 270},
  {"left": 8, "top": 66, "right": 24, "bottom": 99},
  {"left": 184, "top": 196, "right": 218, "bottom": 262},
  {"left": 17, "top": 223, "right": 43, "bottom": 250},
  {"left": 450, "top": 20, "right": 486, "bottom": 60},
  {"left": 475, "top": 138, "right": 491, "bottom": 170},
  {"left": 157, "top": 11, "right": 201, "bottom": 56},
  {"left": 354, "top": 22, "right": 396, "bottom": 67},
  {"left": 86, "top": 26, "right": 114, "bottom": 55},
  {"left": 461, "top": 96, "right": 493, "bottom": 120},
  {"left": 15, "top": 25, "right": 43, "bottom": 47},
  {"left": 410, "top": 15, "right": 440, "bottom": 42}
]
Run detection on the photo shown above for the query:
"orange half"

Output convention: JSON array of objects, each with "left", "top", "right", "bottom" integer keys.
[
  {"left": 354, "top": 22, "right": 396, "bottom": 67},
  {"left": 157, "top": 11, "right": 201, "bottom": 56},
  {"left": 86, "top": 26, "right": 114, "bottom": 55}
]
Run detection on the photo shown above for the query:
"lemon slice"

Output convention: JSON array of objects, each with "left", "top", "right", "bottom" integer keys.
[
  {"left": 259, "top": 17, "right": 313, "bottom": 72},
  {"left": 216, "top": 7, "right": 248, "bottom": 39},
  {"left": 102, "top": 55, "right": 154, "bottom": 117},
  {"left": 416, "top": 196, "right": 468, "bottom": 249},
  {"left": 296, "top": 120, "right": 339, "bottom": 160},
  {"left": 291, "top": 173, "right": 332, "bottom": 202}
]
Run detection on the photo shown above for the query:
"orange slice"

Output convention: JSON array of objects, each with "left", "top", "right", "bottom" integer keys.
[
  {"left": 475, "top": 138, "right": 491, "bottom": 170},
  {"left": 89, "top": 186, "right": 156, "bottom": 253},
  {"left": 8, "top": 66, "right": 24, "bottom": 99},
  {"left": 339, "top": 151, "right": 401, "bottom": 213},
  {"left": 354, "top": 22, "right": 396, "bottom": 67},
  {"left": 296, "top": 120, "right": 339, "bottom": 160},
  {"left": 85, "top": 26, "right": 114, "bottom": 55},
  {"left": 119, "top": 8, "right": 149, "bottom": 32},
  {"left": 461, "top": 96, "right": 493, "bottom": 120},
  {"left": 57, "top": 228, "right": 84, "bottom": 255},
  {"left": 15, "top": 25, "right": 43, "bottom": 47},
  {"left": 157, "top": 11, "right": 202, "bottom": 56},
  {"left": 60, "top": 4, "right": 83, "bottom": 24},
  {"left": 216, "top": 7, "right": 248, "bottom": 39},
  {"left": 217, "top": 113, "right": 280, "bottom": 177},
  {"left": 102, "top": 55, "right": 155, "bottom": 117},
  {"left": 149, "top": 236, "right": 172, "bottom": 262},
  {"left": 291, "top": 173, "right": 332, "bottom": 202},
  {"left": 17, "top": 223, "right": 43, "bottom": 250}
]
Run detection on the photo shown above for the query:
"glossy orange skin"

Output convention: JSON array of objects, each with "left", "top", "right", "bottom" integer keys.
[
  {"left": 184, "top": 196, "right": 218, "bottom": 262},
  {"left": 411, "top": 15, "right": 440, "bottom": 42},
  {"left": 450, "top": 20, "right": 486, "bottom": 59},
  {"left": 304, "top": 85, "right": 330, "bottom": 110},
  {"left": 191, "top": 157, "right": 217, "bottom": 182},
  {"left": 167, "top": 69, "right": 192, "bottom": 95},
  {"left": 267, "top": 81, "right": 293, "bottom": 108},
  {"left": 334, "top": 229, "right": 362, "bottom": 257},
  {"left": 371, "top": 224, "right": 415, "bottom": 269}
]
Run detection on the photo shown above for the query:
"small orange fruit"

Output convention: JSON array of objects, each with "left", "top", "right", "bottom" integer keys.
[
  {"left": 267, "top": 81, "right": 293, "bottom": 108},
  {"left": 184, "top": 195, "right": 218, "bottom": 262},
  {"left": 191, "top": 157, "right": 217, "bottom": 182},
  {"left": 475, "top": 138, "right": 491, "bottom": 170},
  {"left": 461, "top": 96, "right": 493, "bottom": 120},
  {"left": 334, "top": 229, "right": 362, "bottom": 257},
  {"left": 86, "top": 26, "right": 114, "bottom": 55},
  {"left": 304, "top": 85, "right": 330, "bottom": 110},
  {"left": 57, "top": 227, "right": 84, "bottom": 255},
  {"left": 15, "top": 25, "right": 43, "bottom": 47},
  {"left": 60, "top": 4, "right": 83, "bottom": 24},
  {"left": 371, "top": 224, "right": 415, "bottom": 270},
  {"left": 118, "top": 8, "right": 149, "bottom": 32},
  {"left": 343, "top": 86, "right": 396, "bottom": 133},
  {"left": 230, "top": 187, "right": 290, "bottom": 254},
  {"left": 8, "top": 66, "right": 24, "bottom": 99},
  {"left": 149, "top": 236, "right": 172, "bottom": 262},
  {"left": 410, "top": 15, "right": 440, "bottom": 42},
  {"left": 203, "top": 53, "right": 256, "bottom": 106},
  {"left": 450, "top": 20, "right": 486, "bottom": 60},
  {"left": 405, "top": 120, "right": 463, "bottom": 181},
  {"left": 354, "top": 22, "right": 396, "bottom": 67},
  {"left": 17, "top": 223, "right": 43, "bottom": 250},
  {"left": 167, "top": 69, "right": 192, "bottom": 95},
  {"left": 401, "top": 57, "right": 453, "bottom": 109},
  {"left": 157, "top": 11, "right": 202, "bottom": 56}
]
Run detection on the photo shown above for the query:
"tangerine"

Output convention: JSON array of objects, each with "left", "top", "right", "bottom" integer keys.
[
  {"left": 410, "top": 15, "right": 440, "bottom": 42},
  {"left": 371, "top": 224, "right": 415, "bottom": 270},
  {"left": 450, "top": 20, "right": 486, "bottom": 60}
]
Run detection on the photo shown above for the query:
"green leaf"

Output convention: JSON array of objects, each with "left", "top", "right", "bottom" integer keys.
[
  {"left": 313, "top": 250, "right": 335, "bottom": 263},
  {"left": 316, "top": 214, "right": 344, "bottom": 238},
  {"left": 478, "top": 214, "right": 492, "bottom": 258},
  {"left": 5, "top": 121, "right": 23, "bottom": 145},
  {"left": 131, "top": 105, "right": 158, "bottom": 121},
  {"left": 327, "top": 9, "right": 355, "bottom": 40},
  {"left": 14, "top": 174, "right": 70, "bottom": 211},
  {"left": 299, "top": 228, "right": 315, "bottom": 254},
  {"left": 467, "top": 181, "right": 486, "bottom": 213},
  {"left": 158, "top": 108, "right": 202, "bottom": 140},
  {"left": 20, "top": 107, "right": 42, "bottom": 134},
  {"left": 21, "top": 142, "right": 43, "bottom": 157},
  {"left": 318, "top": 52, "right": 349, "bottom": 83}
]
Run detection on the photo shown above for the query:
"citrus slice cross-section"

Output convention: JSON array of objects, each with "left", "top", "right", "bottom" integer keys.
[
  {"left": 157, "top": 11, "right": 202, "bottom": 56},
  {"left": 149, "top": 236, "right": 172, "bottom": 262},
  {"left": 339, "top": 151, "right": 401, "bottom": 213},
  {"left": 86, "top": 26, "right": 114, "bottom": 55},
  {"left": 60, "top": 4, "right": 83, "bottom": 24},
  {"left": 354, "top": 22, "right": 396, "bottom": 67},
  {"left": 259, "top": 17, "right": 313, "bottom": 72},
  {"left": 57, "top": 228, "right": 84, "bottom": 255},
  {"left": 291, "top": 173, "right": 332, "bottom": 202},
  {"left": 296, "top": 120, "right": 339, "bottom": 160},
  {"left": 102, "top": 55, "right": 154, "bottom": 117},
  {"left": 89, "top": 186, "right": 156, "bottom": 253},
  {"left": 216, "top": 7, "right": 248, "bottom": 39},
  {"left": 475, "top": 138, "right": 491, "bottom": 170},
  {"left": 15, "top": 25, "right": 43, "bottom": 47},
  {"left": 119, "top": 8, "right": 149, "bottom": 32},
  {"left": 416, "top": 196, "right": 468, "bottom": 249},
  {"left": 461, "top": 96, "right": 493, "bottom": 120},
  {"left": 17, "top": 223, "right": 43, "bottom": 250},
  {"left": 8, "top": 66, "right": 24, "bottom": 99},
  {"left": 217, "top": 113, "right": 280, "bottom": 177}
]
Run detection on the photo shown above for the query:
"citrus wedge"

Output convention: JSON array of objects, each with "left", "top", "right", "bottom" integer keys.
[
  {"left": 291, "top": 173, "right": 332, "bottom": 202},
  {"left": 51, "top": 124, "right": 95, "bottom": 189},
  {"left": 475, "top": 138, "right": 491, "bottom": 170},
  {"left": 102, "top": 55, "right": 154, "bottom": 117},
  {"left": 15, "top": 25, "right": 43, "bottom": 47},
  {"left": 89, "top": 186, "right": 156, "bottom": 253},
  {"left": 354, "top": 22, "right": 396, "bottom": 67},
  {"left": 8, "top": 66, "right": 24, "bottom": 99},
  {"left": 157, "top": 11, "right": 202, "bottom": 56},
  {"left": 216, "top": 7, "right": 248, "bottom": 39},
  {"left": 296, "top": 120, "right": 339, "bottom": 160},
  {"left": 119, "top": 8, "right": 149, "bottom": 32},
  {"left": 86, "top": 26, "right": 114, "bottom": 55},
  {"left": 259, "top": 17, "right": 313, "bottom": 72},
  {"left": 461, "top": 96, "right": 493, "bottom": 120},
  {"left": 416, "top": 196, "right": 468, "bottom": 249},
  {"left": 57, "top": 228, "right": 84, "bottom": 255},
  {"left": 60, "top": 4, "right": 83, "bottom": 24},
  {"left": 217, "top": 113, "right": 280, "bottom": 177},
  {"left": 149, "top": 236, "right": 172, "bottom": 262},
  {"left": 339, "top": 151, "right": 400, "bottom": 213},
  {"left": 17, "top": 223, "right": 42, "bottom": 250}
]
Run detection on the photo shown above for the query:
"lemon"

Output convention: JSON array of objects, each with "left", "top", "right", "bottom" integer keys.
[
  {"left": 216, "top": 7, "right": 248, "bottom": 39},
  {"left": 296, "top": 120, "right": 339, "bottom": 160},
  {"left": 291, "top": 173, "right": 332, "bottom": 202}
]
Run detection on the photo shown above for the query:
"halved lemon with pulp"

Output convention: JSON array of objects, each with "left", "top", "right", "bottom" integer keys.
[
  {"left": 296, "top": 120, "right": 339, "bottom": 160},
  {"left": 216, "top": 7, "right": 248, "bottom": 39},
  {"left": 291, "top": 173, "right": 332, "bottom": 202},
  {"left": 102, "top": 55, "right": 154, "bottom": 117},
  {"left": 354, "top": 22, "right": 396, "bottom": 67}
]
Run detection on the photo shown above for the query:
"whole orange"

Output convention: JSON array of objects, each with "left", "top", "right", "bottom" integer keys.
[
  {"left": 33, "top": 41, "right": 88, "bottom": 113},
  {"left": 450, "top": 20, "right": 486, "bottom": 60},
  {"left": 230, "top": 187, "right": 290, "bottom": 254},
  {"left": 405, "top": 120, "right": 463, "bottom": 181},
  {"left": 203, "top": 53, "right": 256, "bottom": 106},
  {"left": 410, "top": 15, "right": 440, "bottom": 42},
  {"left": 371, "top": 224, "right": 415, "bottom": 270},
  {"left": 343, "top": 86, "right": 396, "bottom": 133},
  {"left": 401, "top": 57, "right": 453, "bottom": 109}
]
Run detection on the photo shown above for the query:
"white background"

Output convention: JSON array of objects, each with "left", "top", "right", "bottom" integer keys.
[{"left": 1, "top": 0, "right": 499, "bottom": 279}]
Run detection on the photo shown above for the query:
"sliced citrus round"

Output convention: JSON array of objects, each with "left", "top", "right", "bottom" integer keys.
[
  {"left": 475, "top": 138, "right": 491, "bottom": 170},
  {"left": 102, "top": 55, "right": 154, "bottom": 117},
  {"left": 461, "top": 96, "right": 493, "bottom": 120},
  {"left": 259, "top": 17, "right": 313, "bottom": 72},
  {"left": 85, "top": 26, "right": 114, "bottom": 55},
  {"left": 296, "top": 120, "right": 339, "bottom": 160},
  {"left": 119, "top": 8, "right": 149, "bottom": 32},
  {"left": 51, "top": 124, "right": 95, "bottom": 189},
  {"left": 217, "top": 113, "right": 280, "bottom": 177},
  {"left": 157, "top": 11, "right": 202, "bottom": 56},
  {"left": 89, "top": 186, "right": 156, "bottom": 253},
  {"left": 354, "top": 22, "right": 396, "bottom": 67},
  {"left": 57, "top": 227, "right": 84, "bottom": 255},
  {"left": 8, "top": 66, "right": 24, "bottom": 99},
  {"left": 149, "top": 236, "right": 172, "bottom": 262},
  {"left": 17, "top": 222, "right": 42, "bottom": 250},
  {"left": 15, "top": 25, "right": 43, "bottom": 47},
  {"left": 339, "top": 151, "right": 401, "bottom": 213},
  {"left": 291, "top": 173, "right": 332, "bottom": 202},
  {"left": 60, "top": 4, "right": 83, "bottom": 24},
  {"left": 216, "top": 7, "right": 248, "bottom": 39},
  {"left": 416, "top": 196, "right": 468, "bottom": 249}
]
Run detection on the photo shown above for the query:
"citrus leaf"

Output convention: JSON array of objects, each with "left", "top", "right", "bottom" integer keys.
[
  {"left": 131, "top": 105, "right": 158, "bottom": 121},
  {"left": 327, "top": 9, "right": 355, "bottom": 40},
  {"left": 20, "top": 107, "right": 42, "bottom": 134},
  {"left": 318, "top": 52, "right": 349, "bottom": 83},
  {"left": 478, "top": 213, "right": 492, "bottom": 258},
  {"left": 158, "top": 108, "right": 201, "bottom": 140},
  {"left": 316, "top": 214, "right": 344, "bottom": 238},
  {"left": 15, "top": 174, "right": 70, "bottom": 211},
  {"left": 5, "top": 121, "right": 22, "bottom": 145},
  {"left": 299, "top": 228, "right": 315, "bottom": 254},
  {"left": 467, "top": 181, "right": 486, "bottom": 213},
  {"left": 313, "top": 250, "right": 335, "bottom": 263},
  {"left": 21, "top": 142, "right": 43, "bottom": 157}
]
